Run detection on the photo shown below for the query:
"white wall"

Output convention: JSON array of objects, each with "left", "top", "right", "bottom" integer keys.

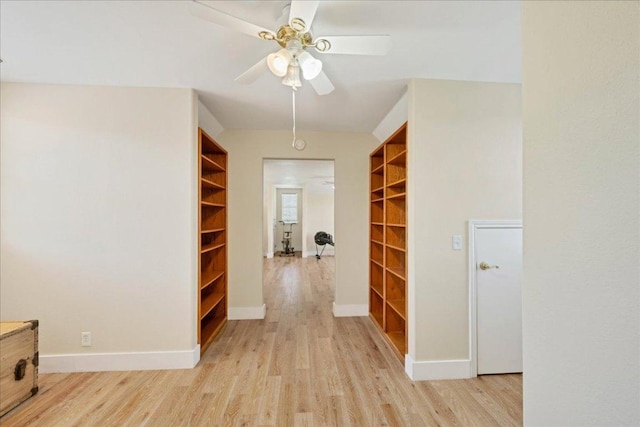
[
  {"left": 197, "top": 100, "right": 224, "bottom": 139},
  {"left": 406, "top": 79, "right": 522, "bottom": 377},
  {"left": 216, "top": 130, "right": 378, "bottom": 314},
  {"left": 522, "top": 2, "right": 639, "bottom": 425},
  {"left": 0, "top": 83, "right": 199, "bottom": 370},
  {"left": 304, "top": 191, "right": 335, "bottom": 257},
  {"left": 263, "top": 184, "right": 275, "bottom": 257},
  {"left": 373, "top": 91, "right": 407, "bottom": 142}
]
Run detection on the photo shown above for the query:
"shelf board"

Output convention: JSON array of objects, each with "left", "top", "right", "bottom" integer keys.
[
  {"left": 371, "top": 163, "right": 384, "bottom": 174},
  {"left": 371, "top": 222, "right": 385, "bottom": 226},
  {"left": 370, "top": 311, "right": 383, "bottom": 330},
  {"left": 386, "top": 178, "right": 407, "bottom": 188},
  {"left": 387, "top": 150, "right": 407, "bottom": 166},
  {"left": 371, "top": 185, "right": 385, "bottom": 193},
  {"left": 370, "top": 258, "right": 384, "bottom": 269},
  {"left": 201, "top": 228, "right": 225, "bottom": 234},
  {"left": 200, "top": 317, "right": 226, "bottom": 355},
  {"left": 201, "top": 155, "right": 225, "bottom": 172},
  {"left": 371, "top": 239, "right": 384, "bottom": 246},
  {"left": 386, "top": 193, "right": 406, "bottom": 200},
  {"left": 387, "top": 299, "right": 406, "bottom": 319},
  {"left": 200, "top": 293, "right": 225, "bottom": 320},
  {"left": 386, "top": 243, "right": 406, "bottom": 252},
  {"left": 386, "top": 267, "right": 406, "bottom": 281},
  {"left": 371, "top": 284, "right": 383, "bottom": 298},
  {"left": 201, "top": 201, "right": 225, "bottom": 208},
  {"left": 201, "top": 270, "right": 224, "bottom": 291},
  {"left": 386, "top": 331, "right": 406, "bottom": 357},
  {"left": 201, "top": 243, "right": 225, "bottom": 254},
  {"left": 371, "top": 197, "right": 384, "bottom": 203},
  {"left": 386, "top": 223, "right": 406, "bottom": 228},
  {"left": 201, "top": 178, "right": 225, "bottom": 190}
]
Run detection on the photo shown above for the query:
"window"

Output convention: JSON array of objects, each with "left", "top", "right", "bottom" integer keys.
[{"left": 281, "top": 193, "right": 298, "bottom": 223}]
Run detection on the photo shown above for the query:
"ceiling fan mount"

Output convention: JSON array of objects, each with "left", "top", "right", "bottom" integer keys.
[
  {"left": 259, "top": 20, "right": 330, "bottom": 53},
  {"left": 190, "top": 0, "right": 391, "bottom": 96}
]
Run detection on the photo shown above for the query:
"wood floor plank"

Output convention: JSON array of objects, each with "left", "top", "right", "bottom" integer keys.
[{"left": 1, "top": 256, "right": 522, "bottom": 426}]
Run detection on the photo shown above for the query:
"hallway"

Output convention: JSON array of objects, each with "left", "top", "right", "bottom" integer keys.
[{"left": 2, "top": 257, "right": 522, "bottom": 426}]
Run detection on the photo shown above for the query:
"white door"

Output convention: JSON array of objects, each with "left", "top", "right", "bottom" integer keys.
[{"left": 476, "top": 227, "right": 523, "bottom": 375}]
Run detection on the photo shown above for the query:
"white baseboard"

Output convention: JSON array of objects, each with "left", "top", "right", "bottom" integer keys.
[
  {"left": 404, "top": 354, "right": 471, "bottom": 381},
  {"left": 332, "top": 302, "right": 368, "bottom": 317},
  {"left": 228, "top": 304, "right": 266, "bottom": 320},
  {"left": 265, "top": 251, "right": 274, "bottom": 259},
  {"left": 303, "top": 250, "right": 334, "bottom": 258},
  {"left": 39, "top": 345, "right": 200, "bottom": 373}
]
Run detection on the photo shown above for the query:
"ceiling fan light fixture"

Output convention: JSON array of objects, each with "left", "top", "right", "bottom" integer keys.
[
  {"left": 282, "top": 63, "right": 302, "bottom": 88},
  {"left": 298, "top": 51, "right": 322, "bottom": 80},
  {"left": 267, "top": 49, "right": 291, "bottom": 77}
]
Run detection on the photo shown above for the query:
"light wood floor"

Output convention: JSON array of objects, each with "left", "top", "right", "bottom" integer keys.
[{"left": 2, "top": 257, "right": 522, "bottom": 426}]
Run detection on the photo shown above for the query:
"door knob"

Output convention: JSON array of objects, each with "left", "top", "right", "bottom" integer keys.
[{"left": 479, "top": 262, "right": 499, "bottom": 270}]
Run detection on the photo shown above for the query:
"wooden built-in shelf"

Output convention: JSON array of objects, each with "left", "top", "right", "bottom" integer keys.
[
  {"left": 202, "top": 228, "right": 225, "bottom": 234},
  {"left": 198, "top": 128, "right": 228, "bottom": 355},
  {"left": 386, "top": 267, "right": 406, "bottom": 281},
  {"left": 201, "top": 293, "right": 225, "bottom": 320},
  {"left": 387, "top": 299, "right": 406, "bottom": 319},
  {"left": 201, "top": 178, "right": 225, "bottom": 190},
  {"left": 371, "top": 283, "right": 383, "bottom": 298},
  {"left": 370, "top": 258, "right": 384, "bottom": 269},
  {"left": 201, "top": 270, "right": 224, "bottom": 291},
  {"left": 201, "top": 201, "right": 225, "bottom": 208},
  {"left": 387, "top": 331, "right": 406, "bottom": 357},
  {"left": 201, "top": 243, "right": 226, "bottom": 254},
  {"left": 201, "top": 154, "right": 225, "bottom": 172},
  {"left": 386, "top": 193, "right": 406, "bottom": 200},
  {"left": 386, "top": 243, "right": 405, "bottom": 252},
  {"left": 387, "top": 150, "right": 407, "bottom": 166},
  {"left": 369, "top": 122, "right": 408, "bottom": 363},
  {"left": 387, "top": 178, "right": 407, "bottom": 188}
]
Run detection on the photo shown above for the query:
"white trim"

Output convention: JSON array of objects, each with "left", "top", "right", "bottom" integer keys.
[
  {"left": 404, "top": 354, "right": 471, "bottom": 381},
  {"left": 332, "top": 302, "right": 368, "bottom": 317},
  {"left": 39, "top": 346, "right": 200, "bottom": 373},
  {"left": 468, "top": 219, "right": 522, "bottom": 377},
  {"left": 228, "top": 304, "right": 266, "bottom": 320},
  {"left": 265, "top": 251, "right": 274, "bottom": 259}
]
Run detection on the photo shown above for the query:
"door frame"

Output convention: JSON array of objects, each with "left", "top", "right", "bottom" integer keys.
[{"left": 468, "top": 219, "right": 523, "bottom": 377}]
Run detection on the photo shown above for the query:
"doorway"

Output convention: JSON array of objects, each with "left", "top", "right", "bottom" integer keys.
[
  {"left": 469, "top": 220, "right": 523, "bottom": 376},
  {"left": 263, "top": 159, "right": 335, "bottom": 260},
  {"left": 275, "top": 188, "right": 303, "bottom": 256}
]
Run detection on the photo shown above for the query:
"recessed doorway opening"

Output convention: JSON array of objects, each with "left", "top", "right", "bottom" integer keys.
[
  {"left": 263, "top": 159, "right": 335, "bottom": 259},
  {"left": 262, "top": 159, "right": 336, "bottom": 312}
]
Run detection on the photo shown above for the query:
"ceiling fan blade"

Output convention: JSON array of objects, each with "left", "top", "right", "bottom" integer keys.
[
  {"left": 315, "top": 35, "right": 392, "bottom": 56},
  {"left": 309, "top": 70, "right": 335, "bottom": 96},
  {"left": 234, "top": 57, "right": 268, "bottom": 84},
  {"left": 289, "top": 0, "right": 319, "bottom": 32},
  {"left": 190, "top": 1, "right": 274, "bottom": 39}
]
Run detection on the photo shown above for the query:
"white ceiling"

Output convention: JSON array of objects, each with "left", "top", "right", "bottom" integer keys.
[
  {"left": 264, "top": 159, "right": 334, "bottom": 194},
  {"left": 0, "top": 1, "right": 521, "bottom": 133}
]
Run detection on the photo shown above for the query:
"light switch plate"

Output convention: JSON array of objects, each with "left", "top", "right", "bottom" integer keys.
[{"left": 452, "top": 235, "right": 462, "bottom": 251}]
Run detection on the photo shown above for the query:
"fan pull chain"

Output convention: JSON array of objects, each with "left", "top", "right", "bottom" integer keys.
[{"left": 292, "top": 87, "right": 296, "bottom": 147}]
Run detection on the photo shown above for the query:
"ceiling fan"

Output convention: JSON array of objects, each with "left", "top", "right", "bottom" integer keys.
[{"left": 190, "top": 0, "right": 392, "bottom": 95}]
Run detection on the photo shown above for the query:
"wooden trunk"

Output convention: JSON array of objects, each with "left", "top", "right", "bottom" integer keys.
[{"left": 0, "top": 321, "right": 39, "bottom": 417}]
